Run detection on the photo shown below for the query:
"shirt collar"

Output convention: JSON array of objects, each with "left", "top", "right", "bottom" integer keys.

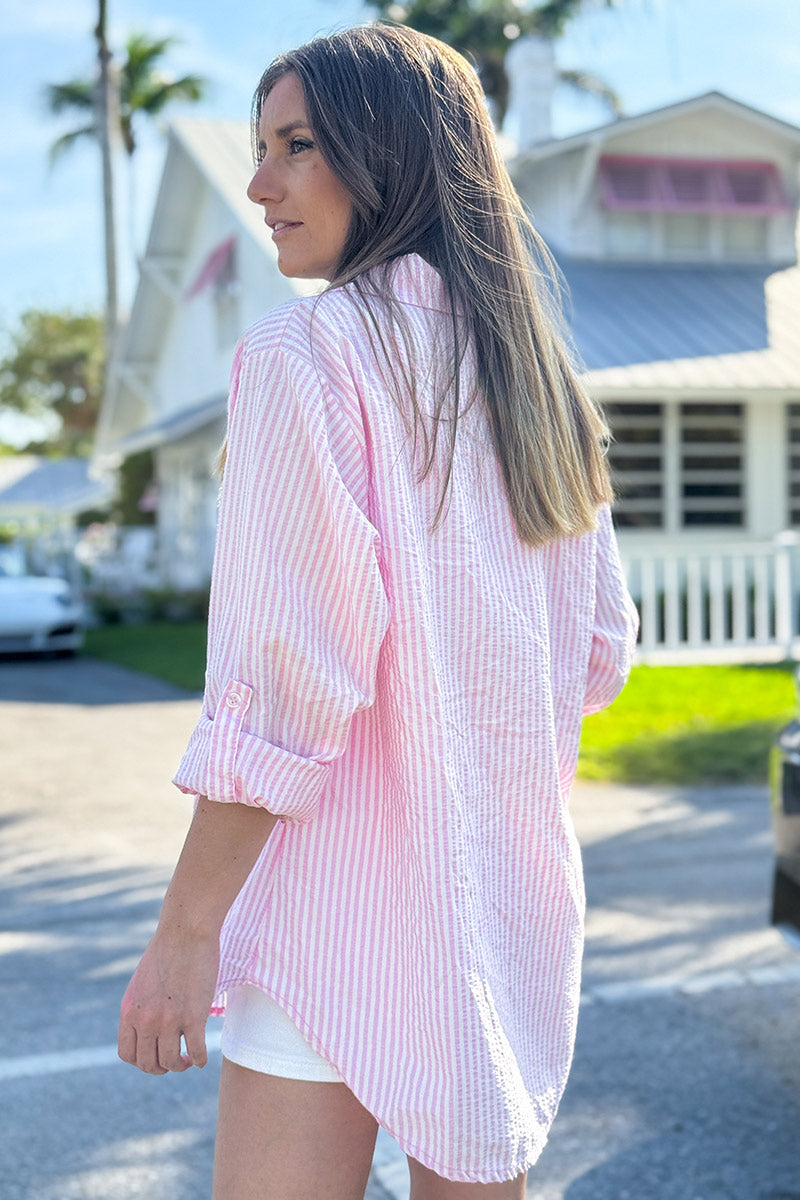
[{"left": 386, "top": 254, "right": 454, "bottom": 314}]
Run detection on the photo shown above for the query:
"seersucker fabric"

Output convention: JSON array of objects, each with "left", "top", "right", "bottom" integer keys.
[{"left": 174, "top": 253, "right": 638, "bottom": 1183}]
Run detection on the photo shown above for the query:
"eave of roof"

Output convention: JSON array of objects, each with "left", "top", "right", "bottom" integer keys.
[
  {"left": 113, "top": 393, "right": 227, "bottom": 456},
  {"left": 513, "top": 90, "right": 800, "bottom": 164}
]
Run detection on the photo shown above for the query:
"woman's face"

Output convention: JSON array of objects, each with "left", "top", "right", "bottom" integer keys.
[{"left": 247, "top": 73, "right": 353, "bottom": 282}]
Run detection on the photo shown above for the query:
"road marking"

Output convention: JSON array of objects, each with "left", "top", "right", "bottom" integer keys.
[
  {"left": 2, "top": 960, "right": 800, "bottom": 1082},
  {"left": 581, "top": 960, "right": 800, "bottom": 1005},
  {"left": 0, "top": 1027, "right": 223, "bottom": 1082}
]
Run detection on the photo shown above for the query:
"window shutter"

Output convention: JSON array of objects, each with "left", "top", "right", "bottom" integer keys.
[
  {"left": 605, "top": 401, "right": 664, "bottom": 528},
  {"left": 680, "top": 403, "right": 744, "bottom": 527}
]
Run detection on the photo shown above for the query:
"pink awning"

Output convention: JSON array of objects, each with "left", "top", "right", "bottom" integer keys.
[{"left": 185, "top": 236, "right": 236, "bottom": 300}]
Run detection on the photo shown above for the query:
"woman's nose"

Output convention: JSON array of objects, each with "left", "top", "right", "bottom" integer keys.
[{"left": 247, "top": 160, "right": 279, "bottom": 205}]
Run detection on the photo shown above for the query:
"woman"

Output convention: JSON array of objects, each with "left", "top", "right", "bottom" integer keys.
[{"left": 118, "top": 23, "right": 638, "bottom": 1200}]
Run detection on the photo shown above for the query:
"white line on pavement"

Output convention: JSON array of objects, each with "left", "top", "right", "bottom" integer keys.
[
  {"left": 3, "top": 961, "right": 800, "bottom": 1082},
  {"left": 581, "top": 959, "right": 800, "bottom": 1005},
  {"left": 0, "top": 1027, "right": 223, "bottom": 1082}
]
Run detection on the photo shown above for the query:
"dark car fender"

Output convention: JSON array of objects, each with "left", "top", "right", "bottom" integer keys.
[{"left": 770, "top": 718, "right": 800, "bottom": 941}]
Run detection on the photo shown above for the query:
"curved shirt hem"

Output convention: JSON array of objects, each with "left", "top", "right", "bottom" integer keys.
[{"left": 211, "top": 971, "right": 553, "bottom": 1185}]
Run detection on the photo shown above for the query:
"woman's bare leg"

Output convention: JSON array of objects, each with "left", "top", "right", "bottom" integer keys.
[
  {"left": 408, "top": 1157, "right": 527, "bottom": 1200},
  {"left": 213, "top": 1057, "right": 379, "bottom": 1200}
]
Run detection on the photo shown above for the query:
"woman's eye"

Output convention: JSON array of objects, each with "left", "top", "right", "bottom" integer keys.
[{"left": 289, "top": 138, "right": 314, "bottom": 155}]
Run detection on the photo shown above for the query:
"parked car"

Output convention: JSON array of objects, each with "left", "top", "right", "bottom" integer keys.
[
  {"left": 770, "top": 703, "right": 800, "bottom": 947},
  {"left": 0, "top": 543, "right": 84, "bottom": 656}
]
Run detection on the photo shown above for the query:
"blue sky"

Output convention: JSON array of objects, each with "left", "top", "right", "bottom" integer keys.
[{"left": 2, "top": 0, "right": 799, "bottom": 335}]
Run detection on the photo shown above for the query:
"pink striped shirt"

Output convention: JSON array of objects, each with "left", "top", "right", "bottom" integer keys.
[{"left": 174, "top": 254, "right": 638, "bottom": 1183}]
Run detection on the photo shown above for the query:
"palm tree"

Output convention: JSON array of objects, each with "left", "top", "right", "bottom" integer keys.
[
  {"left": 45, "top": 25, "right": 207, "bottom": 341},
  {"left": 367, "top": 0, "right": 622, "bottom": 128},
  {"left": 46, "top": 31, "right": 206, "bottom": 165}
]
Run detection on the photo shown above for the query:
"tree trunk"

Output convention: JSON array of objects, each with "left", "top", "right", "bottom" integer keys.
[{"left": 94, "top": 0, "right": 118, "bottom": 350}]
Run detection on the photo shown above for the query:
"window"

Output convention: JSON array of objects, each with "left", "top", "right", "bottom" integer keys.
[
  {"left": 667, "top": 163, "right": 713, "bottom": 205},
  {"left": 599, "top": 156, "right": 789, "bottom": 214},
  {"left": 604, "top": 212, "right": 652, "bottom": 257},
  {"left": 680, "top": 403, "right": 744, "bottom": 527},
  {"left": 788, "top": 403, "right": 800, "bottom": 526},
  {"left": 605, "top": 402, "right": 664, "bottom": 528},
  {"left": 603, "top": 159, "right": 651, "bottom": 204},
  {"left": 722, "top": 216, "right": 767, "bottom": 258},
  {"left": 664, "top": 213, "right": 710, "bottom": 256},
  {"left": 725, "top": 166, "right": 772, "bottom": 206},
  {"left": 605, "top": 400, "right": 745, "bottom": 530}
]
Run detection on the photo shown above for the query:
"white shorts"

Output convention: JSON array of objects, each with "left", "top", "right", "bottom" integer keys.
[{"left": 221, "top": 984, "right": 344, "bottom": 1083}]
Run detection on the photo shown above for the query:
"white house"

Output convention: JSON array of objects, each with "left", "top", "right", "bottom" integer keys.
[
  {"left": 95, "top": 51, "right": 800, "bottom": 660},
  {"left": 505, "top": 79, "right": 800, "bottom": 660}
]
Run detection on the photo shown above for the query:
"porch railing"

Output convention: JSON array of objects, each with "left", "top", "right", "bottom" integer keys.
[{"left": 621, "top": 534, "right": 800, "bottom": 664}]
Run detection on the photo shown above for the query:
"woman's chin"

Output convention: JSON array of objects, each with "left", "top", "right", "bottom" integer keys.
[{"left": 276, "top": 253, "right": 333, "bottom": 283}]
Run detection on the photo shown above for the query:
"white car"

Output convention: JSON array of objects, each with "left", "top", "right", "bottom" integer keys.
[{"left": 0, "top": 544, "right": 84, "bottom": 655}]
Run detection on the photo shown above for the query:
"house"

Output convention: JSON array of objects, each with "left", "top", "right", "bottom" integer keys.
[
  {"left": 505, "top": 39, "right": 800, "bottom": 660},
  {"left": 95, "top": 45, "right": 800, "bottom": 659},
  {"left": 0, "top": 455, "right": 114, "bottom": 584}
]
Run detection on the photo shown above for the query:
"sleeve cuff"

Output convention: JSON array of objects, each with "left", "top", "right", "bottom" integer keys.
[{"left": 172, "top": 679, "right": 330, "bottom": 824}]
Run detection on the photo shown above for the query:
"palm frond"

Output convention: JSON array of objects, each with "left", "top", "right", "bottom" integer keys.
[
  {"left": 44, "top": 79, "right": 96, "bottom": 116},
  {"left": 127, "top": 74, "right": 207, "bottom": 116},
  {"left": 534, "top": 0, "right": 619, "bottom": 39},
  {"left": 558, "top": 67, "right": 623, "bottom": 116},
  {"left": 122, "top": 32, "right": 179, "bottom": 91},
  {"left": 47, "top": 124, "right": 97, "bottom": 170}
]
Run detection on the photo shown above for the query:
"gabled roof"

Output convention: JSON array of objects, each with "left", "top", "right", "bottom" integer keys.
[
  {"left": 164, "top": 119, "right": 267, "bottom": 255},
  {"left": 515, "top": 91, "right": 800, "bottom": 162},
  {"left": 111, "top": 119, "right": 273, "bottom": 373}
]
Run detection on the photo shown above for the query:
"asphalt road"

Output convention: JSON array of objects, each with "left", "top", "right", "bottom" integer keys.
[{"left": 1, "top": 656, "right": 799, "bottom": 1200}]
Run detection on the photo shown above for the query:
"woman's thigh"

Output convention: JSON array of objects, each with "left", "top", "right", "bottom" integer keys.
[
  {"left": 408, "top": 1157, "right": 527, "bottom": 1200},
  {"left": 213, "top": 1057, "right": 379, "bottom": 1200}
]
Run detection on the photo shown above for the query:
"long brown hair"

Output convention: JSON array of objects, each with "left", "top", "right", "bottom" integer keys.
[{"left": 251, "top": 24, "right": 612, "bottom": 545}]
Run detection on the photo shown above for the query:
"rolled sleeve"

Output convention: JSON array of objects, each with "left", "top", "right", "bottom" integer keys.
[
  {"left": 173, "top": 680, "right": 329, "bottom": 823},
  {"left": 173, "top": 316, "right": 391, "bottom": 824},
  {"left": 582, "top": 505, "right": 639, "bottom": 716}
]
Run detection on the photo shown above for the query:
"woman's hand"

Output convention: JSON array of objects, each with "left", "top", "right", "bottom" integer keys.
[
  {"left": 118, "top": 927, "right": 220, "bottom": 1074},
  {"left": 117, "top": 796, "right": 279, "bottom": 1075}
]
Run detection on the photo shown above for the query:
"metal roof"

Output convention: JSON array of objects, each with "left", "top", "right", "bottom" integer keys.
[
  {"left": 557, "top": 260, "right": 800, "bottom": 392},
  {"left": 0, "top": 457, "right": 113, "bottom": 517},
  {"left": 114, "top": 394, "right": 227, "bottom": 456}
]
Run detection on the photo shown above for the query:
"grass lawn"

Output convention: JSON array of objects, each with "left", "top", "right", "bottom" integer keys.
[
  {"left": 84, "top": 621, "right": 207, "bottom": 692},
  {"left": 579, "top": 663, "right": 796, "bottom": 784},
  {"left": 83, "top": 622, "right": 797, "bottom": 785}
]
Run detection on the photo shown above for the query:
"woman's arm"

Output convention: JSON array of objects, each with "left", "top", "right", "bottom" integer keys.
[
  {"left": 120, "top": 328, "right": 388, "bottom": 1076},
  {"left": 583, "top": 505, "right": 639, "bottom": 715},
  {"left": 118, "top": 797, "right": 278, "bottom": 1075}
]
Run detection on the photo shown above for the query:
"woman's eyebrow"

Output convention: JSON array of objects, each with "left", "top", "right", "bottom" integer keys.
[{"left": 274, "top": 119, "right": 312, "bottom": 139}]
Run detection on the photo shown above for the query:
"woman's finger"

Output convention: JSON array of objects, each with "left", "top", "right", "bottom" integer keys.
[
  {"left": 157, "top": 1034, "right": 192, "bottom": 1073},
  {"left": 183, "top": 1023, "right": 209, "bottom": 1069},
  {"left": 117, "top": 1020, "right": 137, "bottom": 1066},
  {"left": 136, "top": 1031, "right": 168, "bottom": 1075}
]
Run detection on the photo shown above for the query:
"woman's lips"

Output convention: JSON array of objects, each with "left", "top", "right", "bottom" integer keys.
[{"left": 270, "top": 221, "right": 302, "bottom": 240}]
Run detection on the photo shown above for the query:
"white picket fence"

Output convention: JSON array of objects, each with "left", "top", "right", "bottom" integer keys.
[{"left": 621, "top": 534, "right": 800, "bottom": 664}]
